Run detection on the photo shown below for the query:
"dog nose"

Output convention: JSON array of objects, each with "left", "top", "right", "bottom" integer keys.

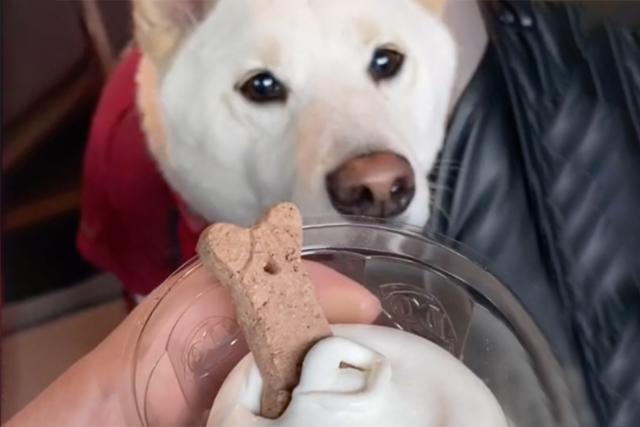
[{"left": 326, "top": 152, "right": 415, "bottom": 218}]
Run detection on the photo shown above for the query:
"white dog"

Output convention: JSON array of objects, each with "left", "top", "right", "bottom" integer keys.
[{"left": 135, "top": 0, "right": 457, "bottom": 228}]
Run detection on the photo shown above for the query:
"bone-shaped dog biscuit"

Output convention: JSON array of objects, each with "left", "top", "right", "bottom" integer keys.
[{"left": 197, "top": 203, "right": 332, "bottom": 419}]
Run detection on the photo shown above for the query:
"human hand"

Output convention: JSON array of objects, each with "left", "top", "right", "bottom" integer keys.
[{"left": 7, "top": 260, "right": 381, "bottom": 427}]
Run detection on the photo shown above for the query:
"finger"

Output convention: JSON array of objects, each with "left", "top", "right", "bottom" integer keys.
[{"left": 305, "top": 261, "right": 381, "bottom": 324}]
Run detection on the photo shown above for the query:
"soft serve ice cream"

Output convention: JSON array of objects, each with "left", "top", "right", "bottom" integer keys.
[{"left": 207, "top": 324, "right": 509, "bottom": 427}]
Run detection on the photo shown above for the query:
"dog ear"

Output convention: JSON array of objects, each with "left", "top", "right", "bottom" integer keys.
[
  {"left": 414, "top": 0, "right": 448, "bottom": 16},
  {"left": 133, "top": 0, "right": 217, "bottom": 66}
]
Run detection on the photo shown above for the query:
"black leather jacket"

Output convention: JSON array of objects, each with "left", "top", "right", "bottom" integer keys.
[{"left": 431, "top": 2, "right": 640, "bottom": 426}]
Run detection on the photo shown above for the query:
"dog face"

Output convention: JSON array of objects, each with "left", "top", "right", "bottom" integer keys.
[{"left": 136, "top": 0, "right": 456, "bottom": 227}]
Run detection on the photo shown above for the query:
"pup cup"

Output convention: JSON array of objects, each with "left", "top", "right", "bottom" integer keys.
[
  {"left": 200, "top": 205, "right": 507, "bottom": 426},
  {"left": 125, "top": 205, "right": 591, "bottom": 427}
]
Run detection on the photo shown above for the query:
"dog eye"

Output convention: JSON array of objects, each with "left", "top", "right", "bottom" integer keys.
[
  {"left": 369, "top": 47, "right": 405, "bottom": 82},
  {"left": 238, "top": 71, "right": 288, "bottom": 104}
]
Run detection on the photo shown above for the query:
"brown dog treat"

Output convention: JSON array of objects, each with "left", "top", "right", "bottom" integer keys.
[{"left": 197, "top": 203, "right": 332, "bottom": 419}]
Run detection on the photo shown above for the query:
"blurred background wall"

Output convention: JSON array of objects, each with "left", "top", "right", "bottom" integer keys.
[{"left": 2, "top": 0, "right": 132, "bottom": 307}]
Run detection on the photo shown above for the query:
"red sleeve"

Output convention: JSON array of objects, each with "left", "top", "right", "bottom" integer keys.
[{"left": 77, "top": 48, "right": 178, "bottom": 295}]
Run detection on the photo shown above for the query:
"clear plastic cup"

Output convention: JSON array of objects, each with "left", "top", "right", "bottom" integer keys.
[{"left": 124, "top": 218, "right": 592, "bottom": 427}]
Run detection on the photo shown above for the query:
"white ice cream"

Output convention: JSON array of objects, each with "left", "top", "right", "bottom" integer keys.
[{"left": 207, "top": 325, "right": 508, "bottom": 427}]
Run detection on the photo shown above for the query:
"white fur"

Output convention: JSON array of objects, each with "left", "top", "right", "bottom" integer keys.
[{"left": 155, "top": 0, "right": 457, "bottom": 227}]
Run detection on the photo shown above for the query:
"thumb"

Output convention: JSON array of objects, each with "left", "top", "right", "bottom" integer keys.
[{"left": 307, "top": 261, "right": 381, "bottom": 324}]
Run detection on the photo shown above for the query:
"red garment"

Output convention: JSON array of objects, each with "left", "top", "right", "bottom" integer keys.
[{"left": 77, "top": 47, "right": 205, "bottom": 295}]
